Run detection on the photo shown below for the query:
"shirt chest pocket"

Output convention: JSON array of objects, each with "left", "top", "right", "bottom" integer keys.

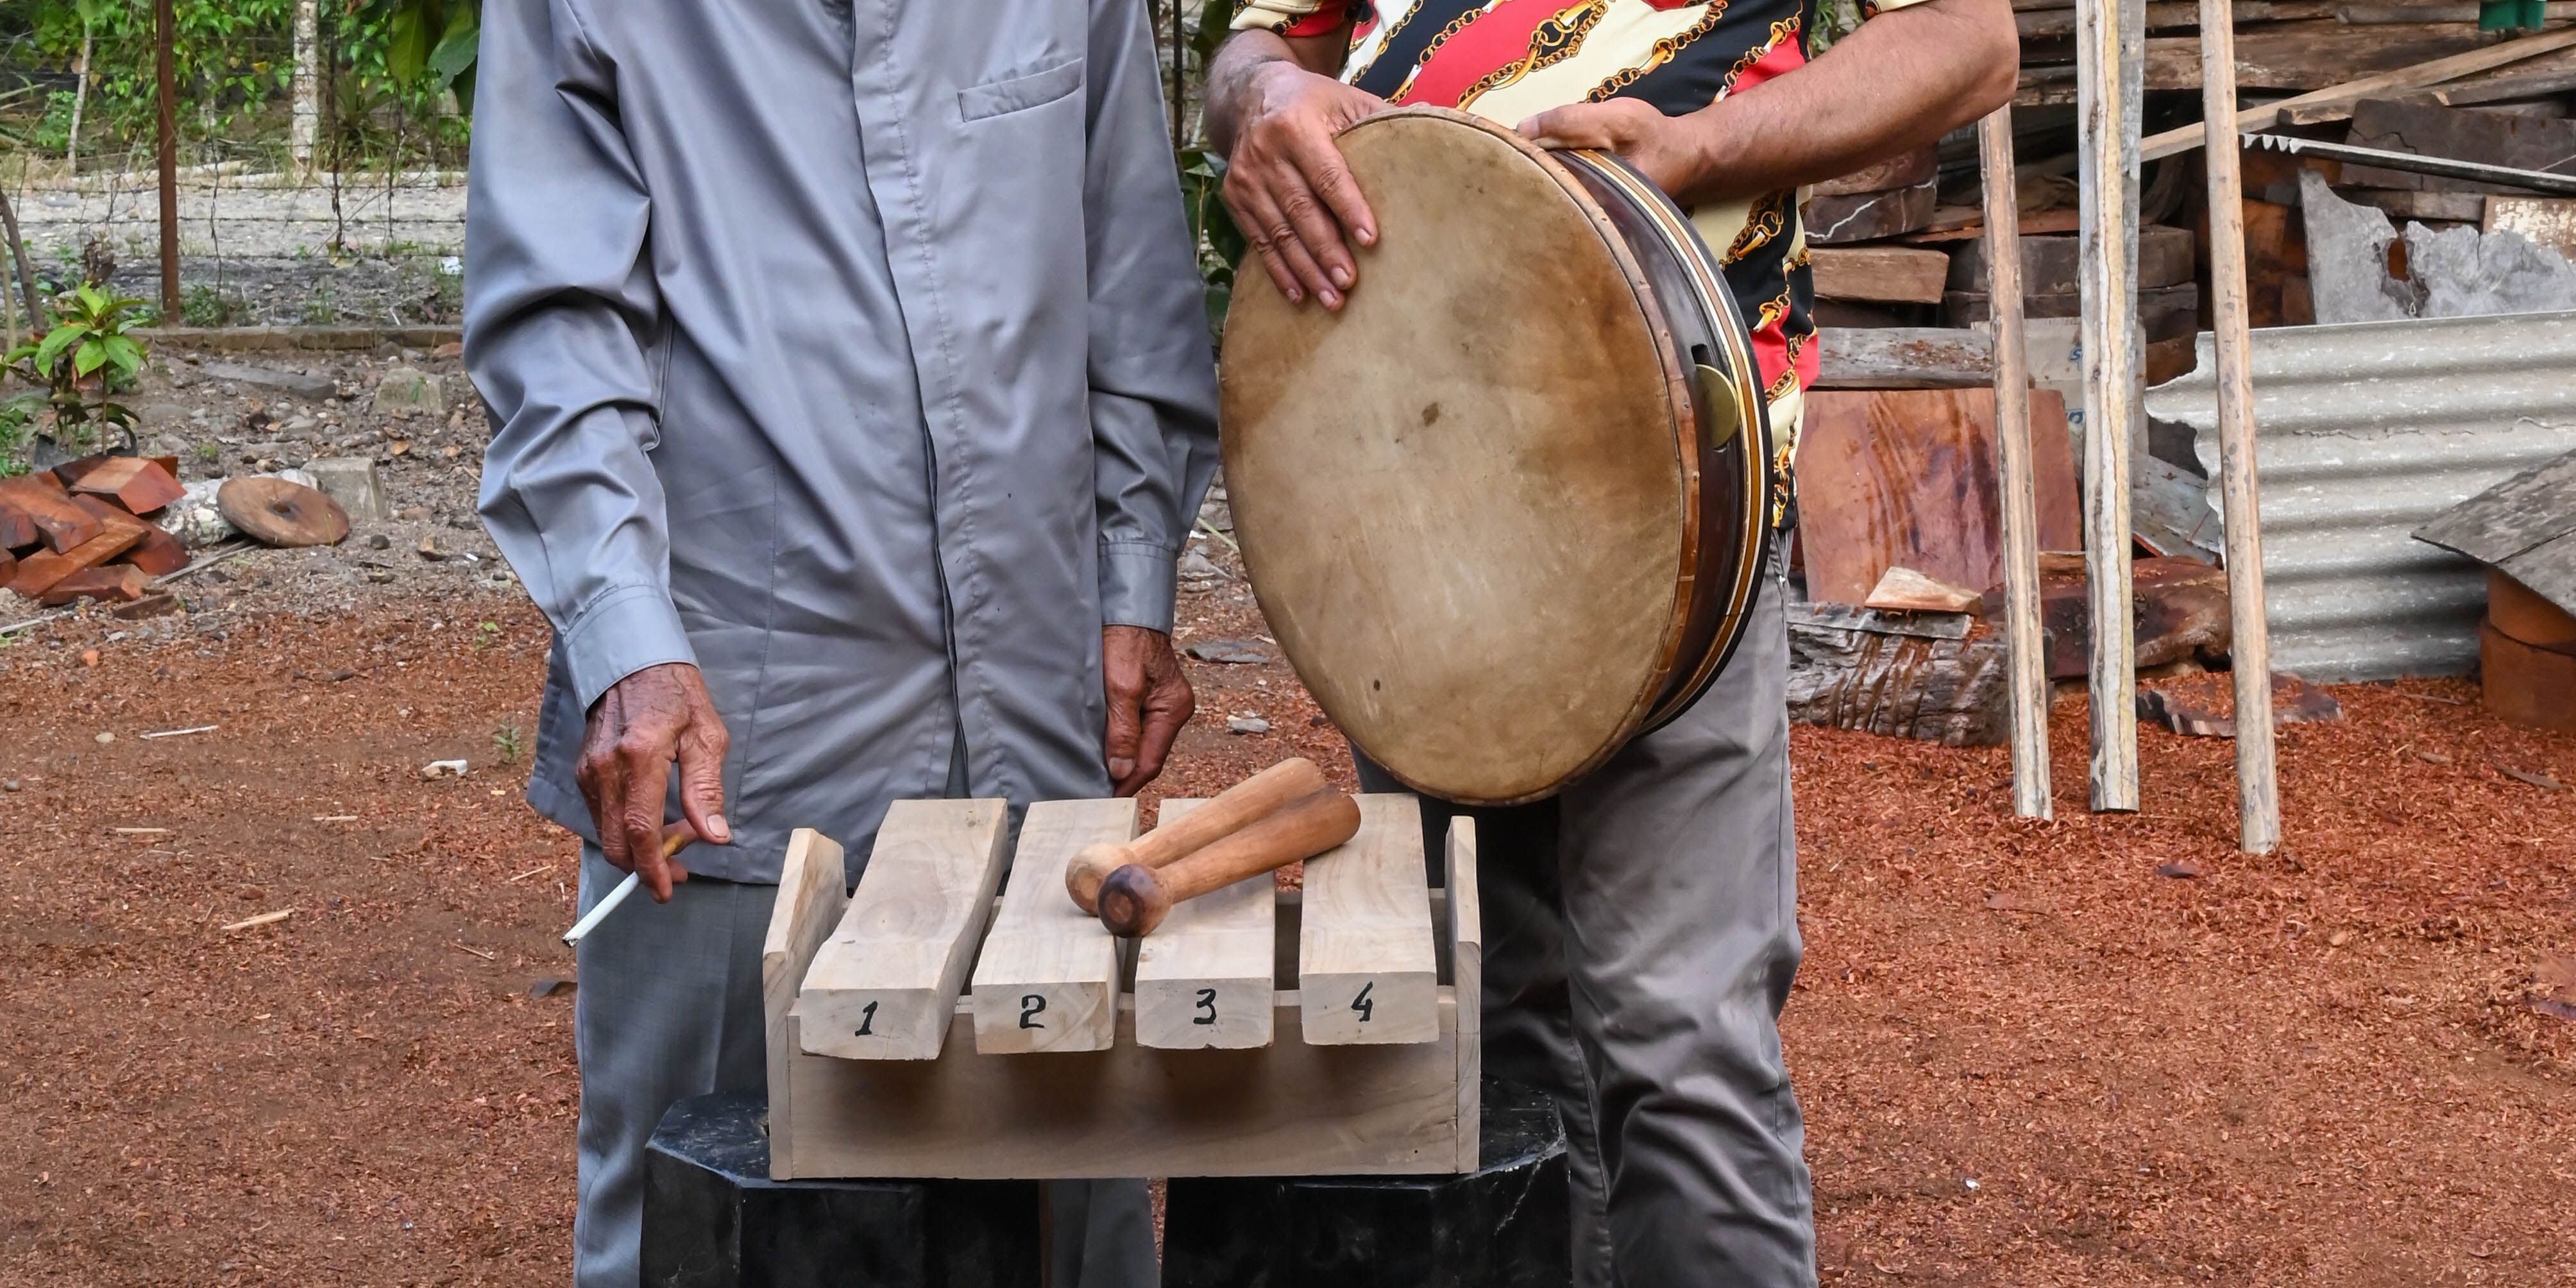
[{"left": 958, "top": 56, "right": 1085, "bottom": 123}]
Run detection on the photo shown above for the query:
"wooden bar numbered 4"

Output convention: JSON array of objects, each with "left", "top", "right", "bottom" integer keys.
[
  {"left": 1300, "top": 795, "right": 1439, "bottom": 1045},
  {"left": 969, "top": 799, "right": 1137, "bottom": 1054},
  {"left": 793, "top": 799, "right": 1011, "bottom": 1060},
  {"left": 1134, "top": 799, "right": 1278, "bottom": 1050}
]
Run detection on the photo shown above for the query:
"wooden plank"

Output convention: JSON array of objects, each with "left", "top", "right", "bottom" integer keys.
[
  {"left": 1806, "top": 181, "right": 1937, "bottom": 243},
  {"left": 761, "top": 827, "right": 849, "bottom": 1182},
  {"left": 2343, "top": 97, "right": 2576, "bottom": 193},
  {"left": 2140, "top": 26, "right": 2576, "bottom": 160},
  {"left": 5, "top": 502, "right": 149, "bottom": 598},
  {"left": 1810, "top": 246, "right": 1951, "bottom": 305},
  {"left": 969, "top": 798, "right": 1136, "bottom": 1055},
  {"left": 1814, "top": 327, "right": 1990, "bottom": 389},
  {"left": 1298, "top": 794, "right": 1439, "bottom": 1046},
  {"left": 793, "top": 799, "right": 1011, "bottom": 1061},
  {"left": 1947, "top": 225, "right": 2197, "bottom": 295},
  {"left": 1133, "top": 797, "right": 1278, "bottom": 1050},
  {"left": 777, "top": 988, "right": 1461, "bottom": 1178},
  {"left": 1812, "top": 144, "right": 1938, "bottom": 197},
  {"left": 1988, "top": 108, "right": 2050, "bottom": 814},
  {"left": 2201, "top": 0, "right": 2284, "bottom": 853},
  {"left": 2079, "top": 0, "right": 2146, "bottom": 813},
  {"left": 2140, "top": 23, "right": 2504, "bottom": 92},
  {"left": 1445, "top": 816, "right": 1482, "bottom": 1174},
  {"left": 1793, "top": 387, "right": 2083, "bottom": 607}
]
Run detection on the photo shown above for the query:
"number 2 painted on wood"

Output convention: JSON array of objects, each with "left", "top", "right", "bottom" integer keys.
[
  {"left": 1193, "top": 988, "right": 1217, "bottom": 1026},
  {"left": 1351, "top": 980, "right": 1375, "bottom": 1023},
  {"left": 1019, "top": 994, "right": 1047, "bottom": 1029},
  {"left": 855, "top": 999, "right": 878, "bottom": 1037}
]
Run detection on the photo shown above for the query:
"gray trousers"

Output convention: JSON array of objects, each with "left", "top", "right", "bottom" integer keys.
[
  {"left": 571, "top": 849, "right": 1156, "bottom": 1287},
  {"left": 1358, "top": 561, "right": 1813, "bottom": 1287}
]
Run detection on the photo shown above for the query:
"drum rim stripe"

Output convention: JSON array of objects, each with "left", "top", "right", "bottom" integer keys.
[{"left": 1556, "top": 150, "right": 1775, "bottom": 734}]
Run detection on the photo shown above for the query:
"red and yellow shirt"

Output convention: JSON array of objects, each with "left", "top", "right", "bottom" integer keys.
[{"left": 1232, "top": 0, "right": 1930, "bottom": 491}]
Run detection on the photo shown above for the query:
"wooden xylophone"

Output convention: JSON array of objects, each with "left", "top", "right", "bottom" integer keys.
[{"left": 759, "top": 795, "right": 1480, "bottom": 1180}]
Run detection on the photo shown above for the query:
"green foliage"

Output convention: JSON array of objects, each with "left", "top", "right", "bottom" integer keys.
[
  {"left": 1178, "top": 0, "right": 1246, "bottom": 347},
  {"left": 0, "top": 400, "right": 31, "bottom": 478},
  {"left": 385, "top": 0, "right": 480, "bottom": 109},
  {"left": 493, "top": 721, "right": 525, "bottom": 763},
  {"left": 182, "top": 283, "right": 248, "bottom": 327},
  {"left": 2, "top": 284, "right": 150, "bottom": 454}
]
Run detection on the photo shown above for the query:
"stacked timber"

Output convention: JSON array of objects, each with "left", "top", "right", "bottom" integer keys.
[{"left": 0, "top": 457, "right": 192, "bottom": 606}]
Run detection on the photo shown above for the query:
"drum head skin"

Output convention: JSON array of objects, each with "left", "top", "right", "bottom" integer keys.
[{"left": 1221, "top": 108, "right": 1694, "bottom": 805}]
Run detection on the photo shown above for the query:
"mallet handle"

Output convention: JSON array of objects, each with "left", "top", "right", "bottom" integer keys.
[
  {"left": 1065, "top": 756, "right": 1330, "bottom": 912},
  {"left": 1096, "top": 788, "right": 1360, "bottom": 937}
]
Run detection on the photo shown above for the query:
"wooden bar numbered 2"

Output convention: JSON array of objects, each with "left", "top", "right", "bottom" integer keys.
[
  {"left": 1135, "top": 799, "right": 1278, "bottom": 1049},
  {"left": 969, "top": 799, "right": 1137, "bottom": 1054},
  {"left": 1300, "top": 795, "right": 1439, "bottom": 1045},
  {"left": 793, "top": 799, "right": 1011, "bottom": 1060}
]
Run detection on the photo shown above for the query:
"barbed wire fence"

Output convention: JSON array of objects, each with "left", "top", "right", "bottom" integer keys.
[
  {"left": 0, "top": 0, "right": 1260, "bottom": 348},
  {"left": 1, "top": 2, "right": 466, "bottom": 340}
]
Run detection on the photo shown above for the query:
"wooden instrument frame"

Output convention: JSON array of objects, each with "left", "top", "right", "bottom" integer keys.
[{"left": 761, "top": 806, "right": 1483, "bottom": 1180}]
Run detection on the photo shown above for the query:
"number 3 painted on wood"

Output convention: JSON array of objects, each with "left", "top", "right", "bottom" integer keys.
[{"left": 1194, "top": 988, "right": 1218, "bottom": 1025}]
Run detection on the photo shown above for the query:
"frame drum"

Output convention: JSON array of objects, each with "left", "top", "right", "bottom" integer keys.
[{"left": 1219, "top": 107, "right": 1772, "bottom": 806}]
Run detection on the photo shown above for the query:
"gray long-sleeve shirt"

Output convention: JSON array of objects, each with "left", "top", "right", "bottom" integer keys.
[{"left": 467, "top": 0, "right": 1219, "bottom": 881}]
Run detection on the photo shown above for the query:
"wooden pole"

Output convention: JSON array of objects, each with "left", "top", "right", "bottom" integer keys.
[
  {"left": 2198, "top": 0, "right": 2282, "bottom": 852},
  {"left": 154, "top": 0, "right": 180, "bottom": 315},
  {"left": 1978, "top": 109, "right": 2055, "bottom": 821},
  {"left": 2076, "top": 0, "right": 2142, "bottom": 813}
]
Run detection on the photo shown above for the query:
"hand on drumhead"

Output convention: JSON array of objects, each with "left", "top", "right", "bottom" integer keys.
[
  {"left": 1220, "top": 62, "right": 1387, "bottom": 312},
  {"left": 1518, "top": 99, "right": 1703, "bottom": 201}
]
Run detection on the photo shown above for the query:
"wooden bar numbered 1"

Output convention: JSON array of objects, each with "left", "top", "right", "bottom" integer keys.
[
  {"left": 1135, "top": 798, "right": 1278, "bottom": 1049},
  {"left": 793, "top": 799, "right": 1011, "bottom": 1060},
  {"left": 1300, "top": 795, "right": 1439, "bottom": 1045},
  {"left": 969, "top": 798, "right": 1137, "bottom": 1054}
]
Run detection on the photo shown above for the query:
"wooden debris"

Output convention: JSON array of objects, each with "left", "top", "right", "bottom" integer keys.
[
  {"left": 121, "top": 526, "right": 189, "bottom": 579},
  {"left": 2500, "top": 765, "right": 2570, "bottom": 792},
  {"left": 1997, "top": 554, "right": 2234, "bottom": 680},
  {"left": 2140, "top": 26, "right": 2576, "bottom": 159},
  {"left": 1786, "top": 621, "right": 2012, "bottom": 746},
  {"left": 67, "top": 457, "right": 184, "bottom": 516},
  {"left": 1814, "top": 144, "right": 1938, "bottom": 197},
  {"left": 1865, "top": 566, "right": 1985, "bottom": 614},
  {"left": 1809, "top": 180, "right": 1938, "bottom": 244},
  {"left": 38, "top": 564, "right": 149, "bottom": 606},
  {"left": 220, "top": 909, "right": 294, "bottom": 933},
  {"left": 0, "top": 473, "right": 104, "bottom": 554},
  {"left": 2137, "top": 671, "right": 2344, "bottom": 738},
  {"left": 2486, "top": 196, "right": 2576, "bottom": 259},
  {"left": 217, "top": 477, "right": 350, "bottom": 548}
]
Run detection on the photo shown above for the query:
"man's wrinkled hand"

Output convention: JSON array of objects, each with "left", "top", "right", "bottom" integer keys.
[
  {"left": 1221, "top": 62, "right": 1390, "bottom": 312},
  {"left": 1102, "top": 625, "right": 1194, "bottom": 797},
  {"left": 1518, "top": 98, "right": 1705, "bottom": 198},
  {"left": 575, "top": 661, "right": 731, "bottom": 902}
]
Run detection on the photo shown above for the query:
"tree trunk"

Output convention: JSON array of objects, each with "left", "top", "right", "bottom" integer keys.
[
  {"left": 0, "top": 185, "right": 47, "bottom": 337},
  {"left": 291, "top": 0, "right": 320, "bottom": 171},
  {"left": 65, "top": 24, "right": 92, "bottom": 170}
]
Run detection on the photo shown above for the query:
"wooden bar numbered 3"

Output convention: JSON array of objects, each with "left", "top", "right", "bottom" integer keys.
[
  {"left": 1300, "top": 795, "right": 1439, "bottom": 1045},
  {"left": 793, "top": 799, "right": 1011, "bottom": 1060},
  {"left": 969, "top": 799, "right": 1137, "bottom": 1054},
  {"left": 1134, "top": 799, "right": 1278, "bottom": 1049}
]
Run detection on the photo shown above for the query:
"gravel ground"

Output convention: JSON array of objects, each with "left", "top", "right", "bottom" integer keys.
[{"left": 1, "top": 465, "right": 2572, "bottom": 1284}]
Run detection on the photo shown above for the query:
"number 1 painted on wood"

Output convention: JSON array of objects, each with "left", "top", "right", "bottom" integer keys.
[{"left": 854, "top": 999, "right": 877, "bottom": 1037}]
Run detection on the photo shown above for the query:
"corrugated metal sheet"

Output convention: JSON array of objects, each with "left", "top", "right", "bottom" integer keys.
[{"left": 2144, "top": 311, "right": 2576, "bottom": 681}]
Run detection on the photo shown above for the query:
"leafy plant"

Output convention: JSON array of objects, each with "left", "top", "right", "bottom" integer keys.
[
  {"left": 182, "top": 283, "right": 248, "bottom": 327},
  {"left": 2, "top": 284, "right": 150, "bottom": 456},
  {"left": 473, "top": 620, "right": 502, "bottom": 650},
  {"left": 493, "top": 721, "right": 524, "bottom": 763},
  {"left": 385, "top": 0, "right": 480, "bottom": 109}
]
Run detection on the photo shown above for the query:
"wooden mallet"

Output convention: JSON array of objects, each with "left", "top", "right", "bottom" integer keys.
[
  {"left": 1095, "top": 788, "right": 1360, "bottom": 938},
  {"left": 1064, "top": 756, "right": 1331, "bottom": 913}
]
